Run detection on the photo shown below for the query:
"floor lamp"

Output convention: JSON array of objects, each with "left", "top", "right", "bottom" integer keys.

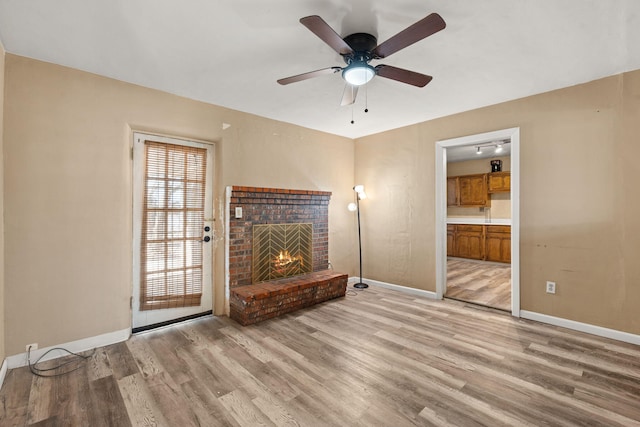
[{"left": 348, "top": 185, "right": 368, "bottom": 289}]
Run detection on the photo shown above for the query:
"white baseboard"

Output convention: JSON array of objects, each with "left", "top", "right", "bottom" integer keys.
[
  {"left": 0, "top": 358, "right": 7, "bottom": 391},
  {"left": 6, "top": 328, "right": 131, "bottom": 370},
  {"left": 349, "top": 277, "right": 438, "bottom": 299},
  {"left": 520, "top": 310, "right": 640, "bottom": 346},
  {"left": 346, "top": 277, "right": 639, "bottom": 346}
]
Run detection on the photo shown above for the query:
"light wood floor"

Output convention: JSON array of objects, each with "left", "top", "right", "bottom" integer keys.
[
  {"left": 2, "top": 286, "right": 640, "bottom": 426},
  {"left": 446, "top": 258, "right": 511, "bottom": 311}
]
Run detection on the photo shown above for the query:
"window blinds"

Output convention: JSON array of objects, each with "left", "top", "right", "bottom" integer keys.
[{"left": 140, "top": 141, "right": 207, "bottom": 310}]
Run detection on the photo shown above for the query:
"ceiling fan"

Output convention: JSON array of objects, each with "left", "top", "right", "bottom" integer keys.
[{"left": 277, "top": 13, "right": 446, "bottom": 106}]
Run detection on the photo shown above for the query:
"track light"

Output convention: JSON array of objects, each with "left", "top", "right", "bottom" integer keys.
[
  {"left": 495, "top": 143, "right": 503, "bottom": 153},
  {"left": 476, "top": 146, "right": 482, "bottom": 155}
]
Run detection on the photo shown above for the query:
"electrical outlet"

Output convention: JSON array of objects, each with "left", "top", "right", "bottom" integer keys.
[
  {"left": 26, "top": 343, "right": 38, "bottom": 352},
  {"left": 546, "top": 281, "right": 556, "bottom": 294}
]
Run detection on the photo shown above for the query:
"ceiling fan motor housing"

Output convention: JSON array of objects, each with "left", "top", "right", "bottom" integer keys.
[{"left": 342, "top": 33, "right": 378, "bottom": 64}]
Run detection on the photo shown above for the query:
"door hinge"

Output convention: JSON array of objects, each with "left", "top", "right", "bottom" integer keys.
[
  {"left": 131, "top": 147, "right": 134, "bottom": 160},
  {"left": 130, "top": 296, "right": 133, "bottom": 309}
]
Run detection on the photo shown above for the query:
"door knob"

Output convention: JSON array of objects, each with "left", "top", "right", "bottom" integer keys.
[{"left": 203, "top": 236, "right": 211, "bottom": 243}]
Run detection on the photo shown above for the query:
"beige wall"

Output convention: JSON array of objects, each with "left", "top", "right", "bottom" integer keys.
[
  {"left": 2, "top": 55, "right": 354, "bottom": 355},
  {"left": 0, "top": 40, "right": 5, "bottom": 362},
  {"left": 356, "top": 70, "right": 640, "bottom": 335},
  {"left": 447, "top": 156, "right": 511, "bottom": 220},
  {"left": 2, "top": 50, "right": 638, "bottom": 357}
]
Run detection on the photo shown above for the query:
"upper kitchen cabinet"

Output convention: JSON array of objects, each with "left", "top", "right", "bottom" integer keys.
[
  {"left": 488, "top": 171, "right": 511, "bottom": 193},
  {"left": 447, "top": 177, "right": 459, "bottom": 207},
  {"left": 447, "top": 174, "right": 490, "bottom": 207},
  {"left": 458, "top": 174, "right": 490, "bottom": 207}
]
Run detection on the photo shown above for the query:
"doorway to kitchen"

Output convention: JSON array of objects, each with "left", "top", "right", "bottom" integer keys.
[{"left": 435, "top": 128, "right": 520, "bottom": 316}]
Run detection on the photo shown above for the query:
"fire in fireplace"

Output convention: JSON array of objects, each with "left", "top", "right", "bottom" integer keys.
[{"left": 253, "top": 223, "right": 312, "bottom": 283}]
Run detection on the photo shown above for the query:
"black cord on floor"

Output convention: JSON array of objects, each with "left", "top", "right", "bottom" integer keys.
[
  {"left": 346, "top": 288, "right": 359, "bottom": 296},
  {"left": 27, "top": 346, "right": 96, "bottom": 378}
]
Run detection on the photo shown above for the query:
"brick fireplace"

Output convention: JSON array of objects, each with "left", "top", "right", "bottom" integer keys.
[{"left": 228, "top": 186, "right": 331, "bottom": 289}]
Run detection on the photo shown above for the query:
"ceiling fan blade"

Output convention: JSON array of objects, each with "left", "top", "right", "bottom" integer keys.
[
  {"left": 373, "top": 13, "right": 446, "bottom": 59},
  {"left": 277, "top": 67, "right": 341, "bottom": 85},
  {"left": 375, "top": 65, "right": 433, "bottom": 87},
  {"left": 340, "top": 84, "right": 359, "bottom": 106},
  {"left": 300, "top": 15, "right": 354, "bottom": 55}
]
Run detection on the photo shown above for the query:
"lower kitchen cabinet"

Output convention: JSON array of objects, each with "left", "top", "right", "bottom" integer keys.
[
  {"left": 485, "top": 225, "right": 511, "bottom": 263},
  {"left": 448, "top": 224, "right": 511, "bottom": 263},
  {"left": 454, "top": 225, "right": 484, "bottom": 260},
  {"left": 447, "top": 225, "right": 456, "bottom": 256}
]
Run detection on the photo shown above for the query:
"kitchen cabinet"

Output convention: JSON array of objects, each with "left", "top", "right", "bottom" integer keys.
[
  {"left": 454, "top": 225, "right": 484, "bottom": 260},
  {"left": 485, "top": 225, "right": 511, "bottom": 263},
  {"left": 488, "top": 172, "right": 511, "bottom": 193},
  {"left": 447, "top": 225, "right": 456, "bottom": 256},
  {"left": 447, "top": 178, "right": 459, "bottom": 207},
  {"left": 447, "top": 174, "right": 490, "bottom": 207},
  {"left": 447, "top": 224, "right": 511, "bottom": 263},
  {"left": 459, "top": 174, "right": 489, "bottom": 207}
]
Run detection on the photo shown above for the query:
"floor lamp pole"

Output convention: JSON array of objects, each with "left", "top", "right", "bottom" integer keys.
[{"left": 354, "top": 194, "right": 368, "bottom": 289}]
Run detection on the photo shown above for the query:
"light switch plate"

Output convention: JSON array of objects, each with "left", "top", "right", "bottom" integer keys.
[{"left": 235, "top": 207, "right": 242, "bottom": 219}]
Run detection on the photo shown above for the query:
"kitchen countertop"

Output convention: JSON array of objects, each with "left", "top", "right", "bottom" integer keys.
[{"left": 447, "top": 218, "right": 511, "bottom": 226}]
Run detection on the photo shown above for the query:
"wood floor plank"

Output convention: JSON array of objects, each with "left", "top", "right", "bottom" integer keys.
[
  {"left": 146, "top": 371, "right": 201, "bottom": 427},
  {"left": 117, "top": 373, "right": 169, "bottom": 426},
  {"left": 446, "top": 258, "right": 511, "bottom": 311},
  {"left": 25, "top": 374, "right": 53, "bottom": 425},
  {"left": 89, "top": 375, "right": 133, "bottom": 427},
  {"left": 144, "top": 329, "right": 194, "bottom": 386},
  {"left": 1, "top": 285, "right": 639, "bottom": 426},
  {"left": 180, "top": 379, "right": 240, "bottom": 427},
  {"left": 125, "top": 334, "right": 165, "bottom": 378},
  {"left": 0, "top": 367, "right": 31, "bottom": 426},
  {"left": 86, "top": 346, "right": 113, "bottom": 382},
  {"left": 218, "top": 389, "right": 275, "bottom": 427},
  {"left": 105, "top": 341, "right": 140, "bottom": 380}
]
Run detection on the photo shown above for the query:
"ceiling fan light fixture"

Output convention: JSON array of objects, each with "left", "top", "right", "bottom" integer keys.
[{"left": 343, "top": 62, "right": 375, "bottom": 86}]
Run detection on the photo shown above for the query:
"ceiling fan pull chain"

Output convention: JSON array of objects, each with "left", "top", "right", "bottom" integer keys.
[
  {"left": 351, "top": 104, "right": 355, "bottom": 124},
  {"left": 365, "top": 84, "right": 369, "bottom": 113}
]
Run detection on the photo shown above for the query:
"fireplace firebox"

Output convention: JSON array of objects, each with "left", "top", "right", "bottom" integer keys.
[{"left": 252, "top": 223, "right": 313, "bottom": 282}]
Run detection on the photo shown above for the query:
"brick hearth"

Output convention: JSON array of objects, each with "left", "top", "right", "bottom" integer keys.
[{"left": 230, "top": 271, "right": 347, "bottom": 326}]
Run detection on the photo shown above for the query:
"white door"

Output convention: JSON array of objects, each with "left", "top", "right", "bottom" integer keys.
[{"left": 132, "top": 132, "right": 214, "bottom": 331}]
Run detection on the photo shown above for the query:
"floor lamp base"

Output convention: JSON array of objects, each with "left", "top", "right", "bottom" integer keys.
[{"left": 353, "top": 282, "right": 369, "bottom": 289}]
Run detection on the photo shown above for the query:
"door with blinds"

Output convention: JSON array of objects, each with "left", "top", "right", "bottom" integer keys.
[{"left": 132, "top": 132, "right": 214, "bottom": 331}]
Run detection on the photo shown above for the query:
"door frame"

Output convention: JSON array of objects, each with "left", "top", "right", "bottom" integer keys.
[
  {"left": 435, "top": 127, "right": 520, "bottom": 316},
  {"left": 132, "top": 131, "right": 216, "bottom": 330}
]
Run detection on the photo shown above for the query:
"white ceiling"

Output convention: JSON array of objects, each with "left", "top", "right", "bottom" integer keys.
[{"left": 1, "top": 1, "right": 639, "bottom": 139}]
